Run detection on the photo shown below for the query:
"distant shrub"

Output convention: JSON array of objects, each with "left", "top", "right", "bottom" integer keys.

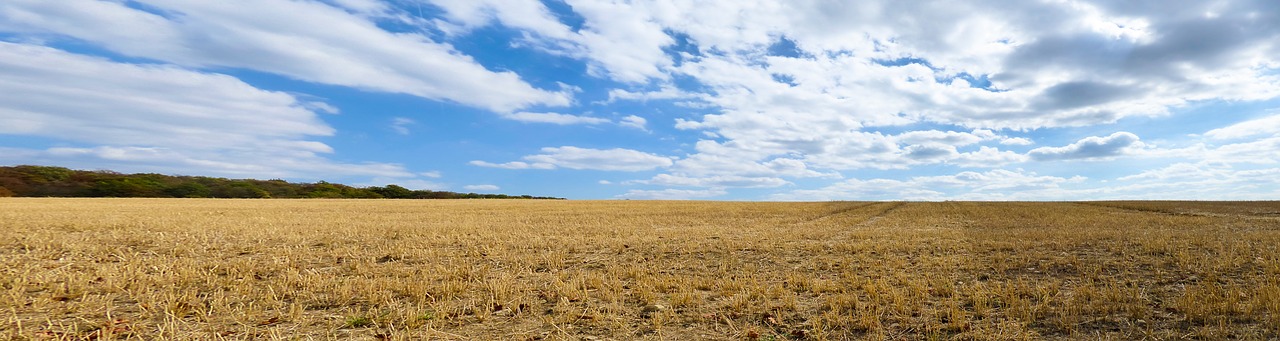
[{"left": 0, "top": 165, "right": 562, "bottom": 199}]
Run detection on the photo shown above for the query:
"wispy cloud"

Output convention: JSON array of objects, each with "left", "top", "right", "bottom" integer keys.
[
  {"left": 390, "top": 117, "right": 415, "bottom": 135},
  {"left": 473, "top": 146, "right": 673, "bottom": 172},
  {"left": 499, "top": 112, "right": 610, "bottom": 125},
  {"left": 463, "top": 184, "right": 500, "bottom": 191}
]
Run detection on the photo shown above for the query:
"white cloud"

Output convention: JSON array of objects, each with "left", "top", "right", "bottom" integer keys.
[
  {"left": 463, "top": 184, "right": 500, "bottom": 191},
  {"left": 770, "top": 169, "right": 1084, "bottom": 201},
  {"left": 468, "top": 160, "right": 556, "bottom": 170},
  {"left": 419, "top": 171, "right": 443, "bottom": 178},
  {"left": 498, "top": 112, "right": 654, "bottom": 131},
  {"left": 771, "top": 162, "right": 1279, "bottom": 201},
  {"left": 630, "top": 174, "right": 790, "bottom": 188},
  {"left": 0, "top": 0, "right": 570, "bottom": 112},
  {"left": 329, "top": 0, "right": 390, "bottom": 16},
  {"left": 500, "top": 112, "right": 610, "bottom": 125},
  {"left": 390, "top": 117, "right": 415, "bottom": 135},
  {"left": 1028, "top": 132, "right": 1144, "bottom": 161},
  {"left": 566, "top": 0, "right": 675, "bottom": 83},
  {"left": 1202, "top": 136, "right": 1280, "bottom": 164},
  {"left": 428, "top": 0, "right": 577, "bottom": 42},
  {"left": 535, "top": 0, "right": 1280, "bottom": 192},
  {"left": 5, "top": 1, "right": 1280, "bottom": 200},
  {"left": 607, "top": 86, "right": 696, "bottom": 103},
  {"left": 523, "top": 146, "right": 673, "bottom": 171},
  {"left": 951, "top": 146, "right": 1030, "bottom": 167},
  {"left": 770, "top": 178, "right": 947, "bottom": 202},
  {"left": 426, "top": 0, "right": 678, "bottom": 83},
  {"left": 1107, "top": 162, "right": 1280, "bottom": 200},
  {"left": 619, "top": 115, "right": 648, "bottom": 131},
  {"left": 0, "top": 42, "right": 410, "bottom": 180},
  {"left": 473, "top": 147, "right": 672, "bottom": 172},
  {"left": 616, "top": 188, "right": 727, "bottom": 200},
  {"left": 1000, "top": 137, "right": 1035, "bottom": 146},
  {"left": 670, "top": 140, "right": 843, "bottom": 177},
  {"left": 1119, "top": 162, "right": 1224, "bottom": 181},
  {"left": 897, "top": 130, "right": 986, "bottom": 146},
  {"left": 0, "top": 42, "right": 331, "bottom": 147},
  {"left": 1205, "top": 113, "right": 1280, "bottom": 140}
]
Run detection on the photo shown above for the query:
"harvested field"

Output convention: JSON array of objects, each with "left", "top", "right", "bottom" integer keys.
[{"left": 2, "top": 199, "right": 1279, "bottom": 340}]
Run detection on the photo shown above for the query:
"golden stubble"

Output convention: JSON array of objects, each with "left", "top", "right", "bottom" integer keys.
[{"left": 1, "top": 198, "right": 1278, "bottom": 340}]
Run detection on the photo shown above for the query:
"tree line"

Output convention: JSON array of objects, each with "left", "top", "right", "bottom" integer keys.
[{"left": 0, "top": 165, "right": 562, "bottom": 200}]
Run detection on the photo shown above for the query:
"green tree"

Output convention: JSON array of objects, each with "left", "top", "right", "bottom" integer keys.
[
  {"left": 165, "top": 182, "right": 212, "bottom": 198},
  {"left": 370, "top": 184, "right": 413, "bottom": 199},
  {"left": 213, "top": 181, "right": 270, "bottom": 198},
  {"left": 305, "top": 181, "right": 345, "bottom": 198},
  {"left": 89, "top": 178, "right": 166, "bottom": 197},
  {"left": 15, "top": 165, "right": 73, "bottom": 183}
]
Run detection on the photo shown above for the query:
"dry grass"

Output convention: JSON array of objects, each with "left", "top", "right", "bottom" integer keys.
[{"left": 2, "top": 198, "right": 1278, "bottom": 340}]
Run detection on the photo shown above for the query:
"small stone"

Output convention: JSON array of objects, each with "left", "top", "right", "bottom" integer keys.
[{"left": 640, "top": 304, "right": 665, "bottom": 318}]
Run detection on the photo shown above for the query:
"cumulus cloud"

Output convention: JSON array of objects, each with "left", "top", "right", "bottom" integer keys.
[
  {"left": 474, "top": 146, "right": 673, "bottom": 172},
  {"left": 0, "top": 0, "right": 570, "bottom": 112},
  {"left": 897, "top": 130, "right": 987, "bottom": 146},
  {"left": 1028, "top": 132, "right": 1144, "bottom": 161},
  {"left": 5, "top": 0, "right": 1280, "bottom": 200},
  {"left": 538, "top": 0, "right": 1280, "bottom": 191}
]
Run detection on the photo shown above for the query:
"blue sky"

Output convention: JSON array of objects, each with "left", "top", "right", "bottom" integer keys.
[{"left": 2, "top": 0, "right": 1279, "bottom": 200}]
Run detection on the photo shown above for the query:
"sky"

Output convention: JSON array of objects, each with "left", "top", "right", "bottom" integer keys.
[{"left": 1, "top": 0, "right": 1279, "bottom": 200}]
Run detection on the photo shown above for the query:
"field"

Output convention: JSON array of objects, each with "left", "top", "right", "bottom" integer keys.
[{"left": 2, "top": 199, "right": 1279, "bottom": 340}]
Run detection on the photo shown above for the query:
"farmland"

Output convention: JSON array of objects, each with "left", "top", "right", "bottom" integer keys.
[{"left": 2, "top": 199, "right": 1279, "bottom": 340}]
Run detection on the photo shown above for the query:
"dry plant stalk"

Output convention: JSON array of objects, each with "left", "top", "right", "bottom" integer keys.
[{"left": 2, "top": 198, "right": 1278, "bottom": 340}]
